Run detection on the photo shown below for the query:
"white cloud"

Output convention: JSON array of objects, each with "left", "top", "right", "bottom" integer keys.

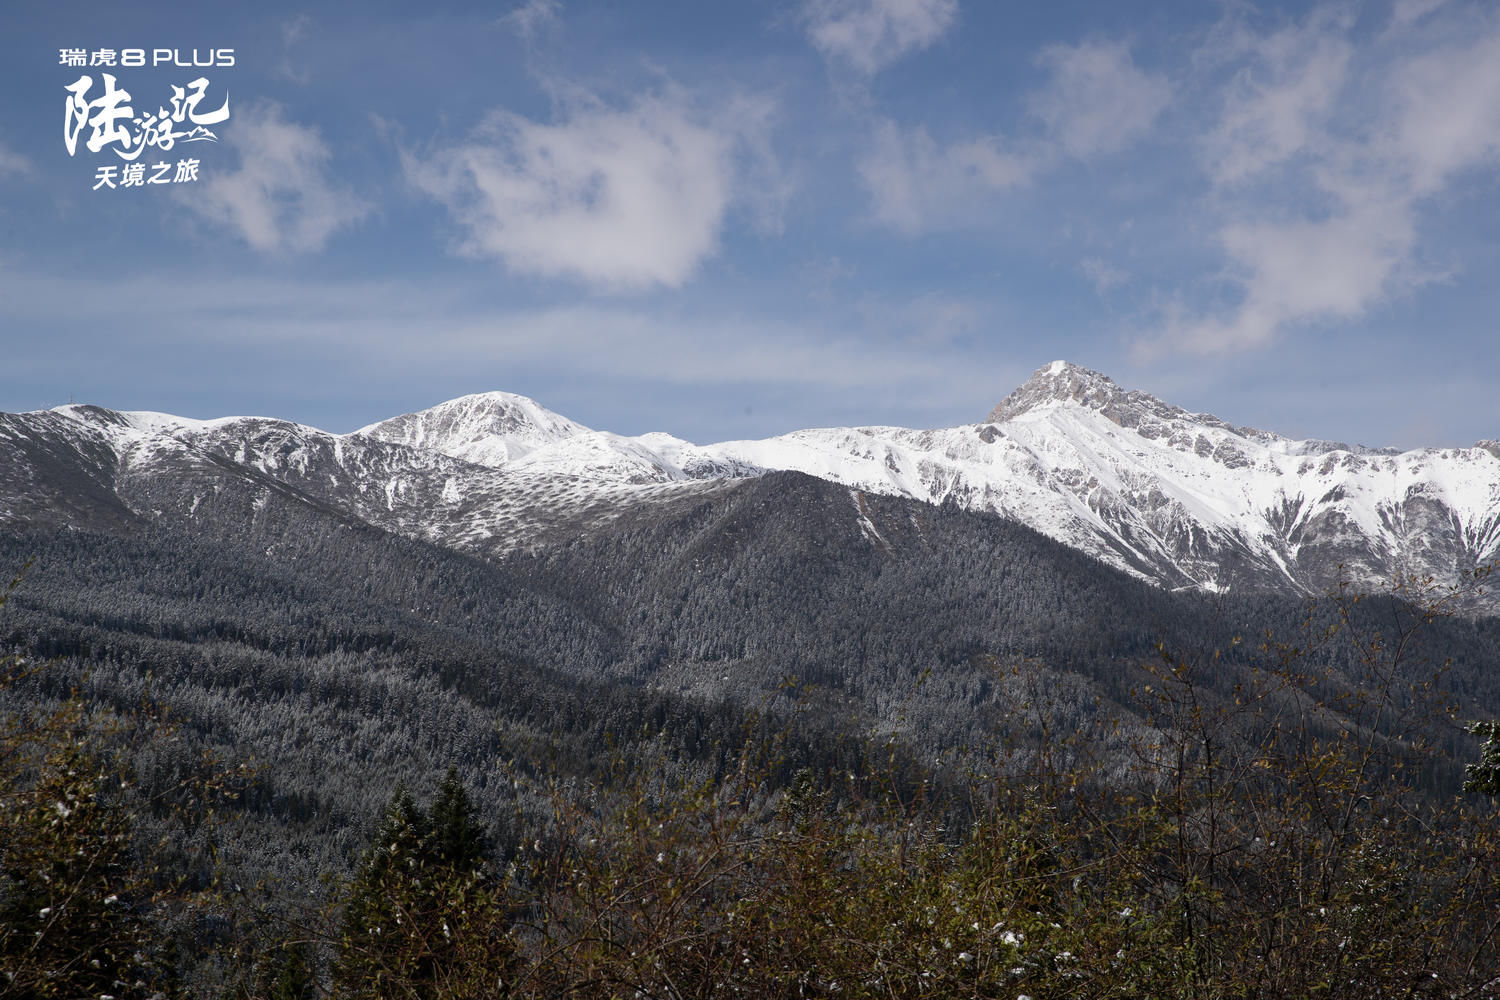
[
  {"left": 501, "top": 0, "right": 561, "bottom": 42},
  {"left": 1029, "top": 41, "right": 1172, "bottom": 159},
  {"left": 1221, "top": 200, "right": 1414, "bottom": 317},
  {"left": 1080, "top": 257, "right": 1128, "bottom": 294},
  {"left": 0, "top": 268, "right": 1006, "bottom": 405},
  {"left": 859, "top": 121, "right": 1035, "bottom": 232},
  {"left": 406, "top": 90, "right": 783, "bottom": 291},
  {"left": 0, "top": 142, "right": 30, "bottom": 177},
  {"left": 1152, "top": 199, "right": 1416, "bottom": 355},
  {"left": 1390, "top": 24, "right": 1500, "bottom": 195},
  {"left": 1390, "top": 0, "right": 1449, "bottom": 29},
  {"left": 859, "top": 40, "right": 1164, "bottom": 232},
  {"left": 896, "top": 293, "right": 981, "bottom": 346},
  {"left": 1145, "top": 4, "right": 1500, "bottom": 357},
  {"left": 183, "top": 103, "right": 370, "bottom": 253},
  {"left": 1203, "top": 14, "right": 1351, "bottom": 185},
  {"left": 274, "top": 14, "right": 312, "bottom": 84},
  {"left": 724, "top": 97, "right": 795, "bottom": 237},
  {"left": 802, "top": 0, "right": 957, "bottom": 76}
]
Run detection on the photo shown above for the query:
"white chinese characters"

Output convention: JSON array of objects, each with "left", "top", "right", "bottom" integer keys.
[
  {"left": 92, "top": 158, "right": 202, "bottom": 190},
  {"left": 64, "top": 75, "right": 229, "bottom": 160}
]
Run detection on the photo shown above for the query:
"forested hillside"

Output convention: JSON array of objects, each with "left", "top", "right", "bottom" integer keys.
[{"left": 3, "top": 466, "right": 1500, "bottom": 994}]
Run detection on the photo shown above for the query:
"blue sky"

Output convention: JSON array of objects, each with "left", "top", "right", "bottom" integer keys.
[{"left": 1, "top": 0, "right": 1497, "bottom": 448}]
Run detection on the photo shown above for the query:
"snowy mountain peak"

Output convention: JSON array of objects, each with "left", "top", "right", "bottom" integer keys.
[
  {"left": 356, "top": 391, "right": 591, "bottom": 469},
  {"left": 5, "top": 364, "right": 1498, "bottom": 614},
  {"left": 987, "top": 361, "right": 1185, "bottom": 428},
  {"left": 987, "top": 361, "right": 1116, "bottom": 419}
]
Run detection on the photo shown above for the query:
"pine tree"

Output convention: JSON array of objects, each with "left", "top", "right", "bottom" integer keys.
[
  {"left": 334, "top": 785, "right": 431, "bottom": 996},
  {"left": 0, "top": 743, "right": 168, "bottom": 999},
  {"left": 259, "top": 941, "right": 317, "bottom": 1000},
  {"left": 429, "top": 767, "right": 488, "bottom": 873},
  {"left": 0, "top": 568, "right": 178, "bottom": 999},
  {"left": 1464, "top": 720, "right": 1500, "bottom": 796},
  {"left": 333, "top": 775, "right": 509, "bottom": 998}
]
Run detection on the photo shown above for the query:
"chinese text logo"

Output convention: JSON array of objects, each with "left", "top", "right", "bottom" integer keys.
[{"left": 60, "top": 48, "right": 233, "bottom": 192}]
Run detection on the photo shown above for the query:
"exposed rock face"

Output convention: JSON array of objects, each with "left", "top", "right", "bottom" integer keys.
[{"left": 3, "top": 362, "right": 1498, "bottom": 612}]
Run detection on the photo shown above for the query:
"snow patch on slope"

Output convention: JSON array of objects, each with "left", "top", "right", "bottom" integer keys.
[
  {"left": 357, "top": 392, "right": 589, "bottom": 468},
  {"left": 15, "top": 361, "right": 1500, "bottom": 608}
]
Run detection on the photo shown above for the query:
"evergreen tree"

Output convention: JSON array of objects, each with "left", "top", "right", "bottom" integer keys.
[
  {"left": 1464, "top": 720, "right": 1500, "bottom": 795},
  {"left": 334, "top": 776, "right": 509, "bottom": 999},
  {"left": 258, "top": 942, "right": 317, "bottom": 1000},
  {"left": 0, "top": 569, "right": 180, "bottom": 999},
  {"left": 0, "top": 742, "right": 170, "bottom": 999},
  {"left": 429, "top": 767, "right": 488, "bottom": 874},
  {"left": 334, "top": 785, "right": 430, "bottom": 995}
]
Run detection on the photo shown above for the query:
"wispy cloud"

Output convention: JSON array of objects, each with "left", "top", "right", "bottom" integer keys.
[
  {"left": 0, "top": 140, "right": 31, "bottom": 177},
  {"left": 1143, "top": 3, "right": 1500, "bottom": 357},
  {"left": 1080, "top": 257, "right": 1128, "bottom": 294},
  {"left": 859, "top": 39, "right": 1167, "bottom": 232},
  {"left": 1029, "top": 40, "right": 1172, "bottom": 159},
  {"left": 0, "top": 267, "right": 1013, "bottom": 427},
  {"left": 501, "top": 0, "right": 562, "bottom": 42},
  {"left": 404, "top": 88, "right": 785, "bottom": 291},
  {"left": 801, "top": 0, "right": 958, "bottom": 76},
  {"left": 887, "top": 291, "right": 982, "bottom": 346},
  {"left": 181, "top": 102, "right": 370, "bottom": 253},
  {"left": 1153, "top": 199, "right": 1418, "bottom": 354},
  {"left": 859, "top": 121, "right": 1036, "bottom": 232},
  {"left": 1393, "top": 20, "right": 1500, "bottom": 195},
  {"left": 274, "top": 14, "right": 313, "bottom": 85},
  {"left": 1200, "top": 9, "right": 1352, "bottom": 186},
  {"left": 1390, "top": 0, "right": 1450, "bottom": 30}
]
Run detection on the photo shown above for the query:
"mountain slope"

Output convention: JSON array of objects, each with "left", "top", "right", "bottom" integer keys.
[
  {"left": 2, "top": 362, "right": 1496, "bottom": 610},
  {"left": 683, "top": 363, "right": 1500, "bottom": 602}
]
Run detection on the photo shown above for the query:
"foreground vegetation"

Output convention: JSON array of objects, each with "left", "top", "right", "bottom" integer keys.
[{"left": 6, "top": 566, "right": 1500, "bottom": 997}]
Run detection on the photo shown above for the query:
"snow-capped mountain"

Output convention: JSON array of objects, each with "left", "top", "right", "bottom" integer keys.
[
  {"left": 356, "top": 391, "right": 589, "bottom": 468},
  {"left": 684, "top": 362, "right": 1500, "bottom": 602},
  {"left": 3, "top": 362, "right": 1497, "bottom": 611}
]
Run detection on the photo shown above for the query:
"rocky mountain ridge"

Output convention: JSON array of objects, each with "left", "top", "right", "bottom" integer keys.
[{"left": 2, "top": 361, "right": 1496, "bottom": 610}]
